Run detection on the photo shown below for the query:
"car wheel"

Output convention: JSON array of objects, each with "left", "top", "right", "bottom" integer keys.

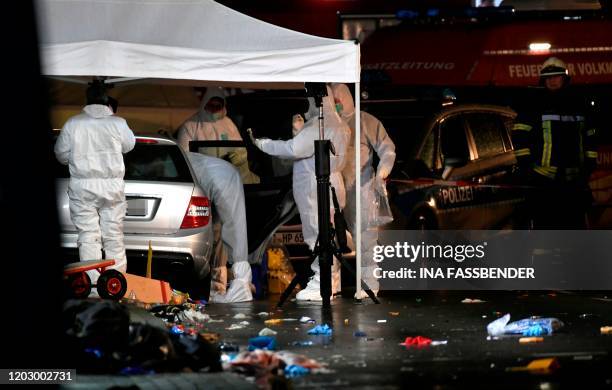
[
  {"left": 96, "top": 269, "right": 128, "bottom": 300},
  {"left": 66, "top": 272, "right": 91, "bottom": 299},
  {"left": 408, "top": 210, "right": 437, "bottom": 230}
]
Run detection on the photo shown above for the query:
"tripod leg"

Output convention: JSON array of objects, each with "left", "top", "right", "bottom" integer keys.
[
  {"left": 338, "top": 256, "right": 380, "bottom": 304},
  {"left": 276, "top": 275, "right": 301, "bottom": 308},
  {"left": 276, "top": 250, "right": 316, "bottom": 308}
]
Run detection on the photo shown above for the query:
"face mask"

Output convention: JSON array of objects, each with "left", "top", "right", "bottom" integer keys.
[
  {"left": 212, "top": 111, "right": 226, "bottom": 121},
  {"left": 335, "top": 103, "right": 343, "bottom": 114}
]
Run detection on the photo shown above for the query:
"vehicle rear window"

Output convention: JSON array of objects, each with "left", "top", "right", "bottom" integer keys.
[
  {"left": 124, "top": 144, "right": 192, "bottom": 182},
  {"left": 54, "top": 143, "right": 193, "bottom": 183}
]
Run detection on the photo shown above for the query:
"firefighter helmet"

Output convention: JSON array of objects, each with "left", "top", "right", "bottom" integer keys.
[
  {"left": 540, "top": 57, "right": 569, "bottom": 78},
  {"left": 539, "top": 57, "right": 570, "bottom": 87}
]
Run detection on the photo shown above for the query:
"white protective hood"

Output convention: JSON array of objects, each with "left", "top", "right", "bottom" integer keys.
[{"left": 36, "top": 0, "right": 360, "bottom": 84}]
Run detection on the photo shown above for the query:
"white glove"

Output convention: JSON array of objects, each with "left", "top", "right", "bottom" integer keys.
[
  {"left": 292, "top": 114, "right": 305, "bottom": 137},
  {"left": 377, "top": 166, "right": 391, "bottom": 180},
  {"left": 209, "top": 262, "right": 253, "bottom": 303}
]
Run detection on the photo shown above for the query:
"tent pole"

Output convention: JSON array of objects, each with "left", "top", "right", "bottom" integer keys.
[{"left": 355, "top": 82, "right": 361, "bottom": 298}]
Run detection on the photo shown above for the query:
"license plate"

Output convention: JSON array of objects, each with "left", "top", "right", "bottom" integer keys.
[
  {"left": 274, "top": 232, "right": 305, "bottom": 245},
  {"left": 127, "top": 198, "right": 148, "bottom": 216}
]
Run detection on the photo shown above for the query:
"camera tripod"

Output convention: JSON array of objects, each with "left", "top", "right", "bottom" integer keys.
[
  {"left": 275, "top": 224, "right": 381, "bottom": 307},
  {"left": 276, "top": 82, "right": 380, "bottom": 308}
]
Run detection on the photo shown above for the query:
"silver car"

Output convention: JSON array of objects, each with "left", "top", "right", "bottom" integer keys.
[{"left": 55, "top": 135, "right": 214, "bottom": 298}]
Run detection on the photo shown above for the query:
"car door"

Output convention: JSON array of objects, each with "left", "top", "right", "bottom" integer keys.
[
  {"left": 431, "top": 113, "right": 487, "bottom": 228},
  {"left": 463, "top": 111, "right": 527, "bottom": 228}
]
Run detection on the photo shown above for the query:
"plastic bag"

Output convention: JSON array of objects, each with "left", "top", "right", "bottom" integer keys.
[
  {"left": 367, "top": 177, "right": 394, "bottom": 228},
  {"left": 487, "top": 314, "right": 564, "bottom": 336}
]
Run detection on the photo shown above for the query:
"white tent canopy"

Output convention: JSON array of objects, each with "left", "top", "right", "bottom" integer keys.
[{"left": 36, "top": 0, "right": 359, "bottom": 84}]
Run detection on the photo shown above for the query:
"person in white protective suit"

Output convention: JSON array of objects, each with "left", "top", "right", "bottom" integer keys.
[
  {"left": 177, "top": 88, "right": 259, "bottom": 184},
  {"left": 187, "top": 152, "right": 254, "bottom": 303},
  {"left": 250, "top": 87, "right": 350, "bottom": 301},
  {"left": 331, "top": 83, "right": 396, "bottom": 299},
  {"left": 54, "top": 84, "right": 135, "bottom": 284}
]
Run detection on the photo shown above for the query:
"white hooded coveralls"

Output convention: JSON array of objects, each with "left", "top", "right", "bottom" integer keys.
[
  {"left": 331, "top": 83, "right": 396, "bottom": 294},
  {"left": 177, "top": 89, "right": 259, "bottom": 184},
  {"left": 187, "top": 152, "right": 252, "bottom": 303},
  {"left": 254, "top": 88, "right": 350, "bottom": 299},
  {"left": 54, "top": 104, "right": 135, "bottom": 282},
  {"left": 177, "top": 89, "right": 243, "bottom": 150}
]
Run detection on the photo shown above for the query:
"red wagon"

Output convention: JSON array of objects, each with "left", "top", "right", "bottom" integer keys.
[{"left": 63, "top": 259, "right": 128, "bottom": 300}]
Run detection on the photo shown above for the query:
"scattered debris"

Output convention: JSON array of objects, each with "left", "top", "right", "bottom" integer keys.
[
  {"left": 257, "top": 312, "right": 270, "bottom": 318},
  {"left": 218, "top": 342, "right": 240, "bottom": 352},
  {"left": 227, "top": 322, "right": 250, "bottom": 330},
  {"left": 307, "top": 324, "right": 333, "bottom": 335},
  {"left": 275, "top": 351, "right": 322, "bottom": 369},
  {"left": 506, "top": 358, "right": 560, "bottom": 375},
  {"left": 179, "top": 309, "right": 210, "bottom": 323},
  {"left": 487, "top": 314, "right": 564, "bottom": 336},
  {"left": 285, "top": 364, "right": 310, "bottom": 378},
  {"left": 200, "top": 332, "right": 220, "bottom": 344},
  {"left": 431, "top": 340, "right": 448, "bottom": 346},
  {"left": 377, "top": 320, "right": 387, "bottom": 323},
  {"left": 248, "top": 336, "right": 277, "bottom": 351},
  {"left": 401, "top": 336, "right": 432, "bottom": 347},
  {"left": 264, "top": 318, "right": 297, "bottom": 326},
  {"left": 462, "top": 298, "right": 486, "bottom": 303},
  {"left": 230, "top": 350, "right": 282, "bottom": 385},
  {"left": 171, "top": 324, "right": 185, "bottom": 334},
  {"left": 519, "top": 337, "right": 544, "bottom": 344},
  {"left": 300, "top": 316, "right": 315, "bottom": 323},
  {"left": 258, "top": 328, "right": 278, "bottom": 337},
  {"left": 264, "top": 319, "right": 283, "bottom": 326},
  {"left": 291, "top": 341, "right": 314, "bottom": 347},
  {"left": 601, "top": 326, "right": 612, "bottom": 334},
  {"left": 233, "top": 313, "right": 248, "bottom": 319}
]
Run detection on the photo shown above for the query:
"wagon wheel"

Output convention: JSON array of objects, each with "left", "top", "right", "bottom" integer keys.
[
  {"left": 96, "top": 270, "right": 128, "bottom": 300},
  {"left": 66, "top": 272, "right": 92, "bottom": 299}
]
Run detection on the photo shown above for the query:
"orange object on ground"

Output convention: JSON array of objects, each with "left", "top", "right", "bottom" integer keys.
[
  {"left": 507, "top": 358, "right": 560, "bottom": 374},
  {"left": 519, "top": 337, "right": 544, "bottom": 344},
  {"left": 601, "top": 326, "right": 612, "bottom": 334},
  {"left": 124, "top": 273, "right": 172, "bottom": 304}
]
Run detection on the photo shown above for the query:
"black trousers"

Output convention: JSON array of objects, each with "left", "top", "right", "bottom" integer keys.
[{"left": 527, "top": 173, "right": 592, "bottom": 229}]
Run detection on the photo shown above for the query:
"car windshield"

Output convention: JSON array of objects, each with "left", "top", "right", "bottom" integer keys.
[{"left": 54, "top": 142, "right": 193, "bottom": 183}]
